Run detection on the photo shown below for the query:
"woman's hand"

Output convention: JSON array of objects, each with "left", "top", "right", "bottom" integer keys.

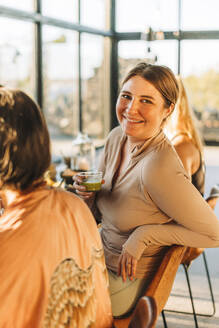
[
  {"left": 73, "top": 174, "right": 95, "bottom": 201},
  {"left": 117, "top": 249, "right": 137, "bottom": 282}
]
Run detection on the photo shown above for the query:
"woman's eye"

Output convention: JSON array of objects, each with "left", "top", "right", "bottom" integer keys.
[
  {"left": 121, "top": 94, "right": 131, "bottom": 100},
  {"left": 142, "top": 99, "right": 152, "bottom": 104}
]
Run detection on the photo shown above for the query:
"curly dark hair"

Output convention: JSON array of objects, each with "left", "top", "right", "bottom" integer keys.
[{"left": 0, "top": 87, "right": 51, "bottom": 191}]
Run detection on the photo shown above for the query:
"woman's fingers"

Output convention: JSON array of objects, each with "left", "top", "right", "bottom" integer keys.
[
  {"left": 74, "top": 187, "right": 94, "bottom": 199},
  {"left": 73, "top": 180, "right": 86, "bottom": 194},
  {"left": 117, "top": 253, "right": 127, "bottom": 282},
  {"left": 76, "top": 191, "right": 95, "bottom": 200},
  {"left": 117, "top": 254, "right": 122, "bottom": 276},
  {"left": 129, "top": 258, "right": 137, "bottom": 280},
  {"left": 73, "top": 181, "right": 86, "bottom": 192},
  {"left": 117, "top": 251, "right": 137, "bottom": 282},
  {"left": 73, "top": 175, "right": 83, "bottom": 183},
  {"left": 127, "top": 258, "right": 132, "bottom": 279},
  {"left": 73, "top": 179, "right": 94, "bottom": 200},
  {"left": 121, "top": 255, "right": 127, "bottom": 282},
  {"left": 126, "top": 257, "right": 135, "bottom": 281},
  {"left": 73, "top": 175, "right": 86, "bottom": 188}
]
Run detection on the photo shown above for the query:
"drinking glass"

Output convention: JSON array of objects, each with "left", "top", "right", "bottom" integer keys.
[{"left": 77, "top": 171, "right": 103, "bottom": 191}]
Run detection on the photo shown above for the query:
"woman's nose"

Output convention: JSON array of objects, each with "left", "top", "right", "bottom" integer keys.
[{"left": 126, "top": 99, "right": 138, "bottom": 114}]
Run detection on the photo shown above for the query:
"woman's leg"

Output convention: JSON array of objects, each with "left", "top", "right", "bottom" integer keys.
[{"left": 108, "top": 269, "right": 148, "bottom": 318}]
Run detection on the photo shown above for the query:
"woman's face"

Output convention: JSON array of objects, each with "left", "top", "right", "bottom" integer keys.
[{"left": 116, "top": 75, "right": 173, "bottom": 142}]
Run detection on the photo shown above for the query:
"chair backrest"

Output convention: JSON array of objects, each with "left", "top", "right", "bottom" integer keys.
[
  {"left": 128, "top": 296, "right": 157, "bottom": 328},
  {"left": 145, "top": 245, "right": 187, "bottom": 315},
  {"left": 114, "top": 245, "right": 187, "bottom": 328}
]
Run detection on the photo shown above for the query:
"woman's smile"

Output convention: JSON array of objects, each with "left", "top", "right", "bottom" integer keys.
[{"left": 122, "top": 114, "right": 145, "bottom": 124}]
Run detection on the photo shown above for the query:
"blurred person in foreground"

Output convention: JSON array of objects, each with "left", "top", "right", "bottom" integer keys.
[
  {"left": 73, "top": 62, "right": 219, "bottom": 318},
  {"left": 0, "top": 86, "right": 113, "bottom": 328}
]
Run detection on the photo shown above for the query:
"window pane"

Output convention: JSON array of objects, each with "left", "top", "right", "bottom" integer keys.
[
  {"left": 0, "top": 0, "right": 34, "bottom": 11},
  {"left": 43, "top": 27, "right": 79, "bottom": 155},
  {"left": 0, "top": 18, "right": 35, "bottom": 98},
  {"left": 42, "top": 0, "right": 78, "bottom": 22},
  {"left": 81, "top": 34, "right": 109, "bottom": 139},
  {"left": 181, "top": 40, "right": 219, "bottom": 143},
  {"left": 118, "top": 40, "right": 178, "bottom": 85},
  {"left": 181, "top": 0, "right": 219, "bottom": 30},
  {"left": 116, "top": 0, "right": 178, "bottom": 32},
  {"left": 80, "top": 0, "right": 106, "bottom": 30}
]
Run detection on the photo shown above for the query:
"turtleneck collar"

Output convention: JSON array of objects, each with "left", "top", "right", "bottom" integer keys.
[{"left": 121, "top": 129, "right": 166, "bottom": 159}]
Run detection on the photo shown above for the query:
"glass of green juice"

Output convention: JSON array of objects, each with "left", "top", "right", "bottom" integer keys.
[{"left": 78, "top": 171, "right": 103, "bottom": 191}]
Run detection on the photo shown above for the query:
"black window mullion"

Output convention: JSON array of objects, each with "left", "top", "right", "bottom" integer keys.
[
  {"left": 78, "top": 0, "right": 82, "bottom": 132},
  {"left": 177, "top": 0, "right": 182, "bottom": 75},
  {"left": 35, "top": 0, "right": 43, "bottom": 109},
  {"left": 110, "top": 0, "right": 118, "bottom": 130}
]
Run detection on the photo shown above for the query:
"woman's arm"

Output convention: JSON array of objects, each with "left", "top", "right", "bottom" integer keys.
[
  {"left": 122, "top": 148, "right": 219, "bottom": 260},
  {"left": 123, "top": 221, "right": 219, "bottom": 260}
]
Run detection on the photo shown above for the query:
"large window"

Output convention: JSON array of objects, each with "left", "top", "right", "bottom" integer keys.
[
  {"left": 0, "top": 18, "right": 35, "bottom": 98},
  {"left": 181, "top": 40, "right": 219, "bottom": 142},
  {"left": 0, "top": 1, "right": 111, "bottom": 158},
  {"left": 1, "top": 0, "right": 219, "bottom": 154},
  {"left": 43, "top": 27, "right": 79, "bottom": 141},
  {"left": 81, "top": 33, "right": 109, "bottom": 138}
]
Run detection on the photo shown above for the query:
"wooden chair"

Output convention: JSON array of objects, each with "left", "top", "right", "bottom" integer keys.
[
  {"left": 128, "top": 296, "right": 157, "bottom": 328},
  {"left": 113, "top": 245, "right": 187, "bottom": 328}
]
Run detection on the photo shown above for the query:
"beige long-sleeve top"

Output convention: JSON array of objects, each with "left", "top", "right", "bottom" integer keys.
[{"left": 96, "top": 126, "right": 219, "bottom": 279}]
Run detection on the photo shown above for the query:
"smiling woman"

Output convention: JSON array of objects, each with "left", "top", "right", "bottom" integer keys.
[
  {"left": 116, "top": 75, "right": 174, "bottom": 142},
  {"left": 73, "top": 62, "right": 219, "bottom": 318}
]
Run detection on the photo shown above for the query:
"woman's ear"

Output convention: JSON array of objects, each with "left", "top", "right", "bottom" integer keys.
[
  {"left": 165, "top": 103, "right": 175, "bottom": 119},
  {"left": 161, "top": 103, "right": 175, "bottom": 127}
]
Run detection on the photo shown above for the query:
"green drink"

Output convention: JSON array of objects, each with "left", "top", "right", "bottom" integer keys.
[
  {"left": 81, "top": 181, "right": 102, "bottom": 191},
  {"left": 78, "top": 171, "right": 103, "bottom": 192}
]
